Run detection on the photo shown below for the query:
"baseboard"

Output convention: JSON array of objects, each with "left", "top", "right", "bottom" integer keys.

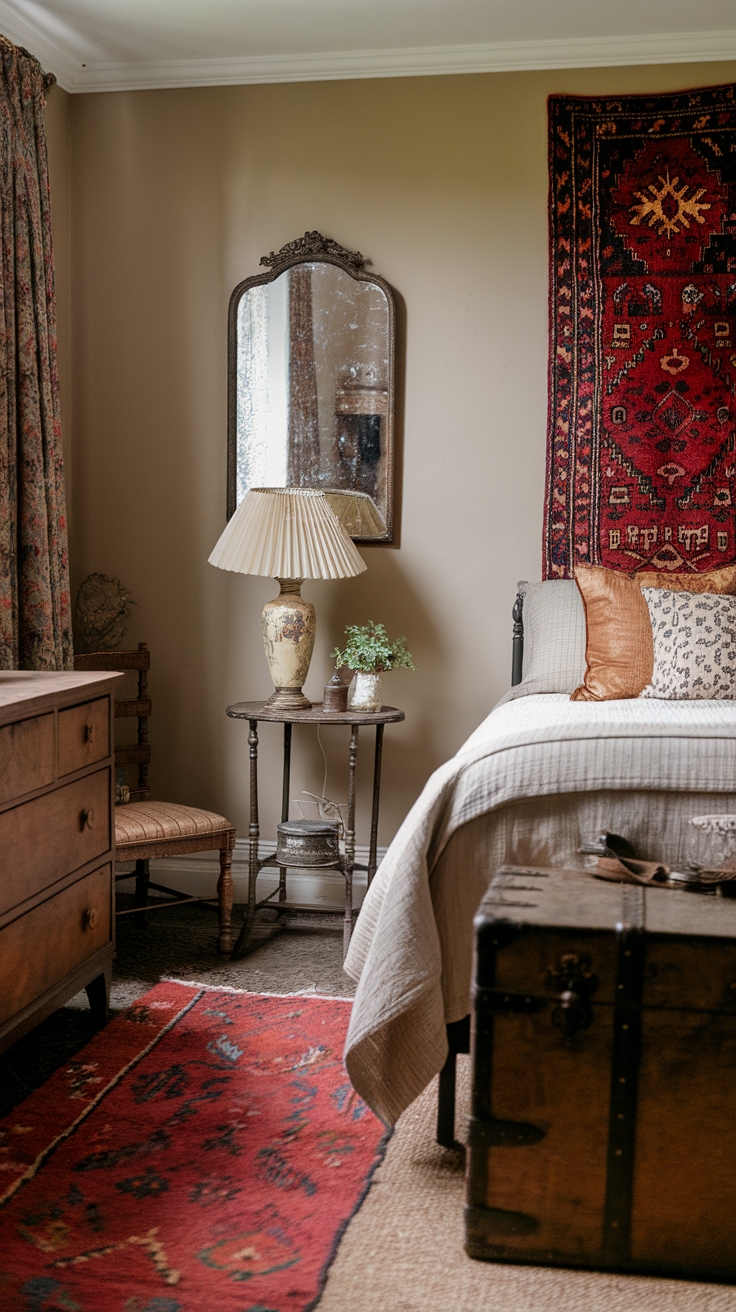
[{"left": 116, "top": 838, "right": 387, "bottom": 909}]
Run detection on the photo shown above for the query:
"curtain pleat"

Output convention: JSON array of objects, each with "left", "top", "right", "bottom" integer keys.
[{"left": 0, "top": 36, "right": 71, "bottom": 670}]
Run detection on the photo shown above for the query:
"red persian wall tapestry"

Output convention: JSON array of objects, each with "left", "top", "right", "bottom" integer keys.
[{"left": 545, "top": 84, "right": 736, "bottom": 578}]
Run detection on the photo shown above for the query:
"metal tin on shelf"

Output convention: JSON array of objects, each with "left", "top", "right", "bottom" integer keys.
[{"left": 276, "top": 820, "right": 341, "bottom": 867}]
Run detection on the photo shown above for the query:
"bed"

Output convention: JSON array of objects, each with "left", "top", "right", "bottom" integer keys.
[{"left": 342, "top": 580, "right": 736, "bottom": 1128}]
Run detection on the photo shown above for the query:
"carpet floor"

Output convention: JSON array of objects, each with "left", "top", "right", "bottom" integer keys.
[
  {"left": 1, "top": 901, "right": 354, "bottom": 1119},
  {"left": 319, "top": 1059, "right": 736, "bottom": 1312},
  {"left": 3, "top": 900, "right": 735, "bottom": 1310},
  {"left": 1, "top": 982, "right": 386, "bottom": 1311}
]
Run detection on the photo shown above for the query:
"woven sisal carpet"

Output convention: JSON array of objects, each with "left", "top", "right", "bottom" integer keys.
[{"left": 319, "top": 1057, "right": 736, "bottom": 1312}]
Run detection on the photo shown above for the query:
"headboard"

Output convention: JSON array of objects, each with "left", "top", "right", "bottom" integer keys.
[{"left": 511, "top": 590, "right": 524, "bottom": 687}]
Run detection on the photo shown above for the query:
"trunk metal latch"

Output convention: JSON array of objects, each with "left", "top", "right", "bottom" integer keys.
[{"left": 547, "top": 952, "right": 599, "bottom": 1039}]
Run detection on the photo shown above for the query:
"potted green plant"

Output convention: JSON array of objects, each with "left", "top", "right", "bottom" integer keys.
[{"left": 331, "top": 622, "right": 415, "bottom": 712}]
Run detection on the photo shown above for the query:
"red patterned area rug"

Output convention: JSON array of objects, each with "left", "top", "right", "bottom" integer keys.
[
  {"left": 0, "top": 983, "right": 388, "bottom": 1312},
  {"left": 545, "top": 83, "right": 736, "bottom": 578}
]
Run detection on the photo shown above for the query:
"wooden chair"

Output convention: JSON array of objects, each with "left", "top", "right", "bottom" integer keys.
[{"left": 74, "top": 644, "right": 235, "bottom": 954}]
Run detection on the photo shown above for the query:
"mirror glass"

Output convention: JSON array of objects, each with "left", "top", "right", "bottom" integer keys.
[{"left": 229, "top": 255, "right": 395, "bottom": 541}]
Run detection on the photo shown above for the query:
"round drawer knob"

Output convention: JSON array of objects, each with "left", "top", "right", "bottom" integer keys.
[
  {"left": 80, "top": 808, "right": 94, "bottom": 830},
  {"left": 84, "top": 907, "right": 98, "bottom": 930}
]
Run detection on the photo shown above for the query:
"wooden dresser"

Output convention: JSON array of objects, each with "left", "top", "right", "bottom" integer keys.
[{"left": 0, "top": 670, "right": 123, "bottom": 1053}]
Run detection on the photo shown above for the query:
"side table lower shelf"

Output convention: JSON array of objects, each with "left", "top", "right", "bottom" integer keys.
[
  {"left": 225, "top": 701, "right": 405, "bottom": 960},
  {"left": 253, "top": 855, "right": 370, "bottom": 955}
]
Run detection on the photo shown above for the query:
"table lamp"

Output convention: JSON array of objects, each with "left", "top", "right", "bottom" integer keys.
[{"left": 208, "top": 487, "right": 366, "bottom": 710}]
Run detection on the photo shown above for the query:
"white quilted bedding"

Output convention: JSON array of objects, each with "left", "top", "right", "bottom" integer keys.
[{"left": 343, "top": 694, "right": 736, "bottom": 1125}]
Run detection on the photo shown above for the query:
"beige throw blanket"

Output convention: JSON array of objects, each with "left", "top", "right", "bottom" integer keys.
[{"left": 344, "top": 694, "right": 736, "bottom": 1125}]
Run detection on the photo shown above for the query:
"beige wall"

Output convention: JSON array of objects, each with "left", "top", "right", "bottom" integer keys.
[{"left": 58, "top": 62, "right": 736, "bottom": 846}]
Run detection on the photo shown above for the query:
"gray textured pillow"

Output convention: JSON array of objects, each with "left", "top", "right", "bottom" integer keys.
[
  {"left": 640, "top": 588, "right": 736, "bottom": 700},
  {"left": 507, "top": 579, "right": 586, "bottom": 698}
]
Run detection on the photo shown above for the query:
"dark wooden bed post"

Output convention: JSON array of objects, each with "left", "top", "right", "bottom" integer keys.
[
  {"left": 437, "top": 1016, "right": 471, "bottom": 1149},
  {"left": 511, "top": 589, "right": 524, "bottom": 687}
]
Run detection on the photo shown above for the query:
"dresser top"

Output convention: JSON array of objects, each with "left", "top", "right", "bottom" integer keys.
[{"left": 0, "top": 670, "right": 122, "bottom": 722}]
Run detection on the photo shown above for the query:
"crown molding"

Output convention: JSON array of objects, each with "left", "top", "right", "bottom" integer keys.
[
  {"left": 0, "top": 1, "right": 80, "bottom": 91},
  {"left": 66, "top": 31, "right": 736, "bottom": 94},
  {"left": 0, "top": 5, "right": 735, "bottom": 96}
]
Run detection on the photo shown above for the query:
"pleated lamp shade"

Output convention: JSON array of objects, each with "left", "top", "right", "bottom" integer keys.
[
  {"left": 323, "top": 489, "right": 387, "bottom": 539},
  {"left": 208, "top": 487, "right": 367, "bottom": 580}
]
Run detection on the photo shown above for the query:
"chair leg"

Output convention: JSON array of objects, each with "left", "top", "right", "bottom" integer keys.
[
  {"left": 134, "top": 858, "right": 150, "bottom": 928},
  {"left": 217, "top": 847, "right": 234, "bottom": 955}
]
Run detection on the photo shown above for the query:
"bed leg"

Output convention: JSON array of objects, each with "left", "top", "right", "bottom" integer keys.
[
  {"left": 437, "top": 1050, "right": 458, "bottom": 1148},
  {"left": 437, "top": 1015, "right": 471, "bottom": 1149}
]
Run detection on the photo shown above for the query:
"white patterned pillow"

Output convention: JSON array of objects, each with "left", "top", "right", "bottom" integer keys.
[{"left": 640, "top": 588, "right": 736, "bottom": 700}]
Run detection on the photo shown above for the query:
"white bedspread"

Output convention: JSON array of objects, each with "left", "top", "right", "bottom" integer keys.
[{"left": 343, "top": 694, "right": 736, "bottom": 1125}]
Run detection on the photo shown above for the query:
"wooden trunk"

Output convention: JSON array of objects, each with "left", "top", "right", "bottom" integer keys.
[{"left": 465, "top": 865, "right": 736, "bottom": 1282}]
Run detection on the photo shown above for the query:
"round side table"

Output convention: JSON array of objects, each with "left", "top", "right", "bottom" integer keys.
[{"left": 225, "top": 701, "right": 405, "bottom": 959}]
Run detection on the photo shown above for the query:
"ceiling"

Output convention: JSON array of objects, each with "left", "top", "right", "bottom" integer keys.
[{"left": 1, "top": 0, "right": 735, "bottom": 93}]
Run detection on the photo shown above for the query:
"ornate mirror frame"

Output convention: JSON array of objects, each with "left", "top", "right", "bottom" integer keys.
[{"left": 227, "top": 231, "right": 397, "bottom": 543}]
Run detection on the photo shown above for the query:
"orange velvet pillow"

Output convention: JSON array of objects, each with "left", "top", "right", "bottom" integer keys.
[
  {"left": 571, "top": 567, "right": 654, "bottom": 702},
  {"left": 634, "top": 564, "right": 736, "bottom": 594}
]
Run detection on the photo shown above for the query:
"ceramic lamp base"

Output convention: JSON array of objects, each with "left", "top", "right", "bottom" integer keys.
[
  {"left": 261, "top": 578, "right": 315, "bottom": 710},
  {"left": 264, "top": 686, "right": 312, "bottom": 711}
]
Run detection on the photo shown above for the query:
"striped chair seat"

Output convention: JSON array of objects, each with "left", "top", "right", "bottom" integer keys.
[{"left": 115, "top": 801, "right": 233, "bottom": 848}]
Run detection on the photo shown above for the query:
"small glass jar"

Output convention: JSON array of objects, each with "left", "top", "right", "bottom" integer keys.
[{"left": 686, "top": 814, "right": 736, "bottom": 876}]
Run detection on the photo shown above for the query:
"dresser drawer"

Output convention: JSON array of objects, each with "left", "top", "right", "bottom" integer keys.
[
  {"left": 0, "top": 864, "right": 111, "bottom": 1026},
  {"left": 58, "top": 696, "right": 110, "bottom": 775},
  {"left": 0, "top": 768, "right": 111, "bottom": 917},
  {"left": 0, "top": 713, "right": 54, "bottom": 805}
]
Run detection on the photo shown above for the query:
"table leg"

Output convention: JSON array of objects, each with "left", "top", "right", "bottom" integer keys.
[
  {"left": 231, "top": 718, "right": 260, "bottom": 959},
  {"left": 280, "top": 723, "right": 291, "bottom": 902},
  {"left": 368, "top": 724, "right": 384, "bottom": 887},
  {"left": 341, "top": 725, "right": 359, "bottom": 953},
  {"left": 345, "top": 725, "right": 358, "bottom": 871},
  {"left": 343, "top": 865, "right": 353, "bottom": 962}
]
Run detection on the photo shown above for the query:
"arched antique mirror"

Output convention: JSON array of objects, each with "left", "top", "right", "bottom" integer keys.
[{"left": 227, "top": 232, "right": 396, "bottom": 542}]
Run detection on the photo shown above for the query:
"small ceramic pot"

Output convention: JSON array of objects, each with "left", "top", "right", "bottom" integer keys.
[
  {"left": 348, "top": 672, "right": 383, "bottom": 712},
  {"left": 322, "top": 673, "right": 349, "bottom": 712}
]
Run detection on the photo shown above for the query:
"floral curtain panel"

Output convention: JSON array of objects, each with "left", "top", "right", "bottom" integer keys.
[{"left": 0, "top": 36, "right": 71, "bottom": 670}]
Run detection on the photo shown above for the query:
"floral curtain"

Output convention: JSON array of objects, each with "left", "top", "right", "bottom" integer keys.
[{"left": 0, "top": 36, "right": 71, "bottom": 670}]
